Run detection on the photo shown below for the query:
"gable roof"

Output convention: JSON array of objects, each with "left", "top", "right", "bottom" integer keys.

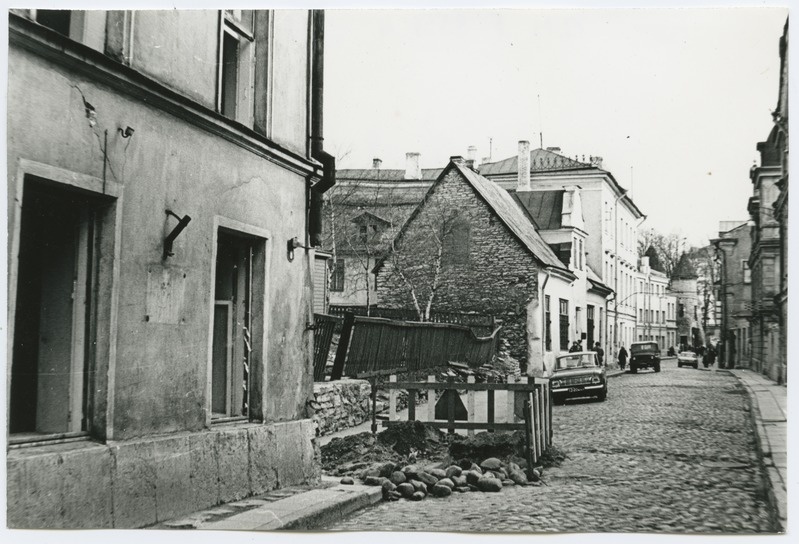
[
  {"left": 479, "top": 148, "right": 592, "bottom": 176},
  {"left": 510, "top": 190, "right": 564, "bottom": 230}
]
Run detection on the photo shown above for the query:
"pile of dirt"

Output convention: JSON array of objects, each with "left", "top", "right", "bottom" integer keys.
[
  {"left": 321, "top": 422, "right": 461, "bottom": 475},
  {"left": 448, "top": 430, "right": 526, "bottom": 460}
]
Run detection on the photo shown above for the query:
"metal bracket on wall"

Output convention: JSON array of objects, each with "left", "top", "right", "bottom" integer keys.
[{"left": 164, "top": 209, "right": 192, "bottom": 259}]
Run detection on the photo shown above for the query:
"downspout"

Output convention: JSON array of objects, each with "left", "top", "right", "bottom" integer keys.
[
  {"left": 309, "top": 9, "right": 334, "bottom": 247},
  {"left": 540, "top": 269, "right": 551, "bottom": 375}
]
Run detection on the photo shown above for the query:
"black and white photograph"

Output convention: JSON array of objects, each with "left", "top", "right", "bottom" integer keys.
[{"left": 2, "top": 1, "right": 792, "bottom": 540}]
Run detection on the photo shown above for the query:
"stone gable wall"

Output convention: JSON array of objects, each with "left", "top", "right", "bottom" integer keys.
[{"left": 376, "top": 167, "right": 541, "bottom": 368}]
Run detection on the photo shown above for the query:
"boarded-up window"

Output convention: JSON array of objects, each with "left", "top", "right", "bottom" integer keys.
[
  {"left": 444, "top": 217, "right": 470, "bottom": 264},
  {"left": 313, "top": 254, "right": 329, "bottom": 314}
]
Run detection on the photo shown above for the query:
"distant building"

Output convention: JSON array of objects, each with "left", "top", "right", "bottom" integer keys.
[
  {"left": 7, "top": 9, "right": 331, "bottom": 527},
  {"left": 712, "top": 221, "right": 753, "bottom": 368},
  {"left": 323, "top": 154, "right": 438, "bottom": 308},
  {"left": 481, "top": 144, "right": 644, "bottom": 359},
  {"left": 375, "top": 157, "right": 612, "bottom": 375},
  {"left": 670, "top": 254, "right": 703, "bottom": 349},
  {"left": 634, "top": 250, "right": 678, "bottom": 353}
]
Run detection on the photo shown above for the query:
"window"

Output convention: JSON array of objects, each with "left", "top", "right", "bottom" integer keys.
[
  {"left": 330, "top": 259, "right": 345, "bottom": 292},
  {"left": 742, "top": 260, "right": 751, "bottom": 284},
  {"left": 218, "top": 10, "right": 255, "bottom": 121},
  {"left": 444, "top": 217, "right": 470, "bottom": 264},
  {"left": 679, "top": 303, "right": 685, "bottom": 318},
  {"left": 559, "top": 299, "right": 569, "bottom": 351},
  {"left": 36, "top": 10, "right": 71, "bottom": 36},
  {"left": 545, "top": 295, "right": 552, "bottom": 352},
  {"left": 586, "top": 305, "right": 595, "bottom": 347}
]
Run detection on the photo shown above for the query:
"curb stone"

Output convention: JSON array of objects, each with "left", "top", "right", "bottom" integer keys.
[{"left": 730, "top": 373, "right": 786, "bottom": 533}]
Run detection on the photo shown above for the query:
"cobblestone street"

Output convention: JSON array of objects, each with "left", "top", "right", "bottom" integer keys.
[{"left": 329, "top": 361, "right": 776, "bottom": 533}]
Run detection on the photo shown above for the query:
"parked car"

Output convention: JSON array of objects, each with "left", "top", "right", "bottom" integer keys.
[
  {"left": 550, "top": 351, "right": 607, "bottom": 404},
  {"left": 629, "top": 341, "right": 661, "bottom": 373},
  {"left": 677, "top": 350, "right": 699, "bottom": 369}
]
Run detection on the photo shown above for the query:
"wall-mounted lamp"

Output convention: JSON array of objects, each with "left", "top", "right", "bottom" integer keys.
[
  {"left": 119, "top": 126, "right": 135, "bottom": 138},
  {"left": 287, "top": 236, "right": 311, "bottom": 262},
  {"left": 164, "top": 209, "right": 192, "bottom": 259}
]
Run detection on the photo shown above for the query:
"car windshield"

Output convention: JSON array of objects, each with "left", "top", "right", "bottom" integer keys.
[
  {"left": 679, "top": 351, "right": 696, "bottom": 357},
  {"left": 630, "top": 343, "right": 658, "bottom": 353},
  {"left": 556, "top": 354, "right": 596, "bottom": 370}
]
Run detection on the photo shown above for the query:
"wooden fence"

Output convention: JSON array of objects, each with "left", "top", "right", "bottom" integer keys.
[
  {"left": 374, "top": 374, "right": 553, "bottom": 467},
  {"left": 312, "top": 313, "right": 341, "bottom": 381},
  {"left": 328, "top": 305, "right": 497, "bottom": 335},
  {"left": 330, "top": 314, "right": 501, "bottom": 380}
]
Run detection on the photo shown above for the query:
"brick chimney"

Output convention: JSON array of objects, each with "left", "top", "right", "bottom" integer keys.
[
  {"left": 517, "top": 140, "right": 531, "bottom": 191},
  {"left": 466, "top": 145, "right": 478, "bottom": 169},
  {"left": 372, "top": 158, "right": 382, "bottom": 169},
  {"left": 405, "top": 152, "right": 421, "bottom": 180}
]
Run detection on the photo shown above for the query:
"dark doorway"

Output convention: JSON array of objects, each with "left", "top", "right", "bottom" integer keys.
[{"left": 11, "top": 180, "right": 96, "bottom": 435}]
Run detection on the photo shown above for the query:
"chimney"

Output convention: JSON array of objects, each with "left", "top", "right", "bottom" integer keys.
[
  {"left": 372, "top": 157, "right": 382, "bottom": 169},
  {"left": 546, "top": 146, "right": 561, "bottom": 153},
  {"left": 590, "top": 155, "right": 603, "bottom": 169},
  {"left": 450, "top": 155, "right": 465, "bottom": 165},
  {"left": 517, "top": 140, "right": 531, "bottom": 191},
  {"left": 405, "top": 152, "right": 421, "bottom": 180},
  {"left": 466, "top": 145, "right": 478, "bottom": 169}
]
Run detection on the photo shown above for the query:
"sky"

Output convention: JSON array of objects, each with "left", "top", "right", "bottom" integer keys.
[{"left": 324, "top": 6, "right": 788, "bottom": 246}]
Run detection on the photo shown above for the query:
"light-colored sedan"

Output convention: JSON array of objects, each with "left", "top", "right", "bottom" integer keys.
[{"left": 677, "top": 351, "right": 699, "bottom": 369}]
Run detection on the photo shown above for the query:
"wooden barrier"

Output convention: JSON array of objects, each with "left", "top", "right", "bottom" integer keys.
[
  {"left": 311, "top": 313, "right": 341, "bottom": 381},
  {"left": 375, "top": 375, "right": 552, "bottom": 467}
]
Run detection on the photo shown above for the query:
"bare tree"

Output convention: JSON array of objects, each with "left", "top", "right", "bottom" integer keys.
[{"left": 638, "top": 229, "right": 685, "bottom": 277}]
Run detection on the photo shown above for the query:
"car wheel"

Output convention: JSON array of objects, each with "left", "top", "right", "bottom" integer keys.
[
  {"left": 693, "top": 363, "right": 698, "bottom": 369},
  {"left": 597, "top": 387, "right": 607, "bottom": 401},
  {"left": 678, "top": 363, "right": 682, "bottom": 368},
  {"left": 654, "top": 363, "right": 661, "bottom": 373},
  {"left": 630, "top": 365, "right": 637, "bottom": 374}
]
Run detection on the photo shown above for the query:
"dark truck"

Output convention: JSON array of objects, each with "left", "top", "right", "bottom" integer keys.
[{"left": 629, "top": 341, "right": 661, "bottom": 373}]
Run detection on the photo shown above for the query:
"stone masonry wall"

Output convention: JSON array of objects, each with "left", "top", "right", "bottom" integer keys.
[
  {"left": 311, "top": 379, "right": 372, "bottom": 436},
  {"left": 377, "top": 166, "right": 541, "bottom": 369}
]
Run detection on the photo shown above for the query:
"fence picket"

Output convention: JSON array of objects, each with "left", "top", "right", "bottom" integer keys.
[
  {"left": 427, "top": 375, "right": 436, "bottom": 422},
  {"left": 467, "top": 375, "right": 476, "bottom": 438},
  {"left": 389, "top": 374, "right": 397, "bottom": 422}
]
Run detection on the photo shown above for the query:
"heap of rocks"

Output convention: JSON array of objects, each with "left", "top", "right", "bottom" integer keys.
[{"left": 341, "top": 457, "right": 543, "bottom": 501}]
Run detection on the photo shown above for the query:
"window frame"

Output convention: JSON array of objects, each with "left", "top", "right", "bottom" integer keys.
[
  {"left": 330, "top": 258, "right": 345, "bottom": 292},
  {"left": 217, "top": 10, "right": 257, "bottom": 125},
  {"left": 559, "top": 298, "right": 569, "bottom": 351}
]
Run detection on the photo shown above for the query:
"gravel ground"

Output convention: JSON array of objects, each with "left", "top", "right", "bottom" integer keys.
[{"left": 328, "top": 360, "right": 775, "bottom": 533}]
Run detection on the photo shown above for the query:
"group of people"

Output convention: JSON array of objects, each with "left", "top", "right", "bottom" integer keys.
[{"left": 568, "top": 339, "right": 606, "bottom": 366}]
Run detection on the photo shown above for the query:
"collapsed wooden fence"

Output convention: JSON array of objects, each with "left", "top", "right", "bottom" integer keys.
[
  {"left": 329, "top": 314, "right": 501, "bottom": 379},
  {"left": 374, "top": 374, "right": 553, "bottom": 467}
]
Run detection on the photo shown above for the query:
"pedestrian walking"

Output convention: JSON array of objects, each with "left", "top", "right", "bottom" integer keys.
[
  {"left": 569, "top": 340, "right": 581, "bottom": 353},
  {"left": 593, "top": 342, "right": 605, "bottom": 366},
  {"left": 618, "top": 344, "right": 628, "bottom": 370}
]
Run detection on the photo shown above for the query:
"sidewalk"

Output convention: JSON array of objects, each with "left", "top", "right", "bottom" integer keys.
[
  {"left": 152, "top": 476, "right": 382, "bottom": 531},
  {"left": 729, "top": 368, "right": 787, "bottom": 532}
]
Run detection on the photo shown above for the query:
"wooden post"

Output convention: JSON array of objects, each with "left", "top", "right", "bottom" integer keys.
[
  {"left": 538, "top": 383, "right": 546, "bottom": 453},
  {"left": 487, "top": 376, "right": 495, "bottom": 433},
  {"left": 548, "top": 381, "right": 553, "bottom": 444},
  {"left": 330, "top": 312, "right": 355, "bottom": 380},
  {"left": 447, "top": 376, "right": 455, "bottom": 434},
  {"left": 427, "top": 375, "right": 436, "bottom": 421},
  {"left": 532, "top": 388, "right": 540, "bottom": 462},
  {"left": 408, "top": 388, "right": 416, "bottom": 421},
  {"left": 388, "top": 374, "right": 397, "bottom": 421},
  {"left": 523, "top": 396, "right": 534, "bottom": 479},
  {"left": 466, "top": 375, "right": 476, "bottom": 438},
  {"left": 506, "top": 374, "right": 516, "bottom": 423},
  {"left": 370, "top": 376, "right": 378, "bottom": 434}
]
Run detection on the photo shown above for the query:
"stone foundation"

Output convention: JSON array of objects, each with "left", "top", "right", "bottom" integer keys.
[
  {"left": 312, "top": 379, "right": 372, "bottom": 436},
  {"left": 7, "top": 419, "right": 319, "bottom": 529}
]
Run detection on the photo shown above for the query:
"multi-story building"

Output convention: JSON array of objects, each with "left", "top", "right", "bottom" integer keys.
[
  {"left": 712, "top": 221, "right": 753, "bottom": 368},
  {"left": 773, "top": 19, "right": 789, "bottom": 383},
  {"left": 7, "top": 9, "right": 331, "bottom": 527},
  {"left": 748, "top": 120, "right": 784, "bottom": 383},
  {"left": 670, "top": 254, "right": 704, "bottom": 350},
  {"left": 323, "top": 153, "right": 438, "bottom": 308},
  {"left": 481, "top": 144, "right": 644, "bottom": 361},
  {"left": 634, "top": 250, "right": 678, "bottom": 353}
]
